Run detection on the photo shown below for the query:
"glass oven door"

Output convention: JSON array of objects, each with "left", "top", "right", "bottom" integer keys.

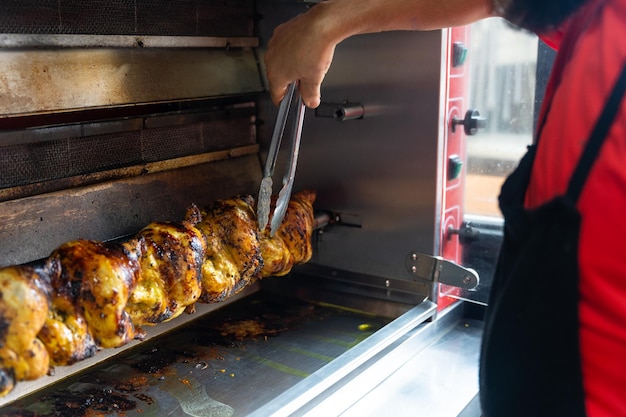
[{"left": 453, "top": 18, "right": 555, "bottom": 306}]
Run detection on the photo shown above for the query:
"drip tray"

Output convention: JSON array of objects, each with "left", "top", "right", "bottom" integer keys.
[{"left": 1, "top": 292, "right": 393, "bottom": 416}]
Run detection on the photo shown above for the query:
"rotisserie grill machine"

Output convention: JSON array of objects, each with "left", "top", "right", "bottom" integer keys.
[{"left": 0, "top": 1, "right": 484, "bottom": 416}]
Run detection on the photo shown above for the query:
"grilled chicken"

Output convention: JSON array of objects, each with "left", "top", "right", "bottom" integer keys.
[
  {"left": 260, "top": 189, "right": 316, "bottom": 276},
  {"left": 0, "top": 265, "right": 51, "bottom": 396},
  {"left": 276, "top": 189, "right": 316, "bottom": 264},
  {"left": 51, "top": 239, "right": 142, "bottom": 348},
  {"left": 38, "top": 256, "right": 97, "bottom": 366},
  {"left": 38, "top": 295, "right": 98, "bottom": 366},
  {"left": 39, "top": 301, "right": 95, "bottom": 368},
  {"left": 191, "top": 196, "right": 263, "bottom": 303},
  {"left": 128, "top": 214, "right": 206, "bottom": 326},
  {"left": 0, "top": 190, "right": 315, "bottom": 397},
  {"left": 259, "top": 235, "right": 294, "bottom": 277}
]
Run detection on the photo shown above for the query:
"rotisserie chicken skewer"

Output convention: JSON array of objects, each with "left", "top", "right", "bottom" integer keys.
[{"left": 0, "top": 189, "right": 316, "bottom": 397}]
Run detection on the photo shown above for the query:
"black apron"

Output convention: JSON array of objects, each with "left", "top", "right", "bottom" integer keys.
[{"left": 479, "top": 62, "right": 626, "bottom": 417}]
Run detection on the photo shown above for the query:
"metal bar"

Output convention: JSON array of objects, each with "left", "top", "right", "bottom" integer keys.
[
  {"left": 0, "top": 34, "right": 259, "bottom": 49},
  {"left": 0, "top": 104, "right": 255, "bottom": 148}
]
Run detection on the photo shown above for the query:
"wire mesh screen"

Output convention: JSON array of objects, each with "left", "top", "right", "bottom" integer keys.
[
  {"left": 0, "top": 0, "right": 255, "bottom": 37},
  {"left": 0, "top": 114, "right": 256, "bottom": 189}
]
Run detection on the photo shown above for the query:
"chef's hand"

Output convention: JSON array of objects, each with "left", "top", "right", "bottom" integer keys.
[
  {"left": 264, "top": 4, "right": 338, "bottom": 109},
  {"left": 264, "top": 0, "right": 493, "bottom": 109}
]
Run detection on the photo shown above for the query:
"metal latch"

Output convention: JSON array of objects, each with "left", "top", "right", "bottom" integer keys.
[{"left": 405, "top": 252, "right": 479, "bottom": 290}]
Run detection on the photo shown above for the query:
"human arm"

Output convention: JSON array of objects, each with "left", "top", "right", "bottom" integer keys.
[{"left": 264, "top": 0, "right": 496, "bottom": 108}]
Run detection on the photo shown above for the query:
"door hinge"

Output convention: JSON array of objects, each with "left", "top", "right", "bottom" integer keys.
[{"left": 405, "top": 252, "right": 479, "bottom": 290}]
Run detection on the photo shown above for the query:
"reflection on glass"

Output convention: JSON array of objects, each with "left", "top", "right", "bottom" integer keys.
[{"left": 464, "top": 18, "right": 538, "bottom": 217}]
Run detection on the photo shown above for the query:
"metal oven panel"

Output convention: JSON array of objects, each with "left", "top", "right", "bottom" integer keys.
[
  {"left": 0, "top": 48, "right": 262, "bottom": 117},
  {"left": 299, "top": 30, "right": 446, "bottom": 282},
  {"left": 257, "top": 27, "right": 448, "bottom": 286},
  {"left": 255, "top": 2, "right": 477, "bottom": 305}
]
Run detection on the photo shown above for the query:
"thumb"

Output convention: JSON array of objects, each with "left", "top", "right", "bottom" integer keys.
[{"left": 299, "top": 80, "right": 322, "bottom": 109}]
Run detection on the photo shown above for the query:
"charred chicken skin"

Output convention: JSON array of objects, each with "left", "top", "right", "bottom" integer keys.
[
  {"left": 38, "top": 256, "right": 97, "bottom": 366},
  {"left": 128, "top": 214, "right": 206, "bottom": 326},
  {"left": 192, "top": 196, "right": 263, "bottom": 303},
  {"left": 276, "top": 189, "right": 316, "bottom": 264},
  {"left": 51, "top": 239, "right": 142, "bottom": 349},
  {"left": 0, "top": 190, "right": 315, "bottom": 397},
  {"left": 260, "top": 189, "right": 316, "bottom": 276}
]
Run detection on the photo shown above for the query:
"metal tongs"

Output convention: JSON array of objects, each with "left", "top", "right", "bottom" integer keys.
[{"left": 257, "top": 81, "right": 306, "bottom": 236}]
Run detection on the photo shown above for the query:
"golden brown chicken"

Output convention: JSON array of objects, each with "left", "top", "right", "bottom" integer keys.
[
  {"left": 38, "top": 256, "right": 98, "bottom": 366},
  {"left": 275, "top": 189, "right": 316, "bottom": 264},
  {"left": 0, "top": 265, "right": 51, "bottom": 396},
  {"left": 128, "top": 212, "right": 206, "bottom": 326},
  {"left": 190, "top": 196, "right": 263, "bottom": 303},
  {"left": 0, "top": 190, "right": 316, "bottom": 398},
  {"left": 260, "top": 189, "right": 316, "bottom": 277},
  {"left": 51, "top": 239, "right": 142, "bottom": 349},
  {"left": 259, "top": 234, "right": 294, "bottom": 277}
]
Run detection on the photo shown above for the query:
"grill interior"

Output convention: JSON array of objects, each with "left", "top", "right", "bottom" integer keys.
[
  {"left": 0, "top": 0, "right": 255, "bottom": 36},
  {"left": 0, "top": 0, "right": 264, "bottom": 201},
  {"left": 0, "top": 0, "right": 266, "bottom": 264},
  {"left": 0, "top": 105, "right": 257, "bottom": 195}
]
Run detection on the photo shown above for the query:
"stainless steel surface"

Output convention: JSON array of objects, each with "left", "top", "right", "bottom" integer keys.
[
  {"left": 0, "top": 3, "right": 481, "bottom": 414},
  {"left": 339, "top": 311, "right": 482, "bottom": 417},
  {"left": 266, "top": 264, "right": 430, "bottom": 308},
  {"left": 0, "top": 290, "right": 407, "bottom": 415},
  {"left": 256, "top": 2, "right": 449, "bottom": 284},
  {"left": 247, "top": 299, "right": 437, "bottom": 417},
  {"left": 0, "top": 48, "right": 263, "bottom": 117},
  {"left": 248, "top": 300, "right": 481, "bottom": 417},
  {"left": 0, "top": 34, "right": 258, "bottom": 48},
  {"left": 0, "top": 284, "right": 481, "bottom": 416},
  {"left": 293, "top": 30, "right": 446, "bottom": 282}
]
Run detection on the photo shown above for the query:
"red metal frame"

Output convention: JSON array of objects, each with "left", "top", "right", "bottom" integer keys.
[{"left": 438, "top": 25, "right": 471, "bottom": 310}]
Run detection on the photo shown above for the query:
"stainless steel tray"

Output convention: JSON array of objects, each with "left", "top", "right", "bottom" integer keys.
[{"left": 0, "top": 292, "right": 396, "bottom": 416}]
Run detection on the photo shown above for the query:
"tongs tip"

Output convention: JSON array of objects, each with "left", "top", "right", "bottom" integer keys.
[
  {"left": 257, "top": 176, "right": 273, "bottom": 232},
  {"left": 256, "top": 81, "right": 305, "bottom": 236}
]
